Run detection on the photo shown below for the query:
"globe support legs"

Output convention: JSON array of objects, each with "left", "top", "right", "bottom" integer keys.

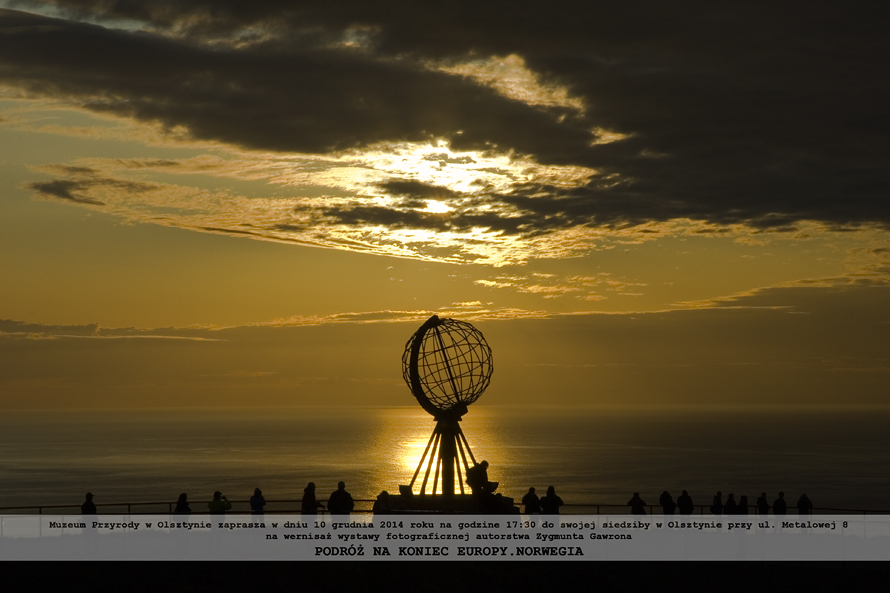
[{"left": 409, "top": 418, "right": 477, "bottom": 496}]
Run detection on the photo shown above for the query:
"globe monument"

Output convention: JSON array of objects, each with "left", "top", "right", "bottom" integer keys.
[{"left": 391, "top": 314, "right": 517, "bottom": 513}]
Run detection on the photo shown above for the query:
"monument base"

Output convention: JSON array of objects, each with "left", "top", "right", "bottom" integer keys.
[{"left": 387, "top": 491, "right": 519, "bottom": 514}]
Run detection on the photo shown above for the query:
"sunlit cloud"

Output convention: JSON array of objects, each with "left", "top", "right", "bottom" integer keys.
[
  {"left": 23, "top": 147, "right": 601, "bottom": 266},
  {"left": 429, "top": 54, "right": 586, "bottom": 112},
  {"left": 23, "top": 148, "right": 890, "bottom": 269},
  {"left": 473, "top": 272, "right": 647, "bottom": 300},
  {"left": 4, "top": 4, "right": 890, "bottom": 274},
  {"left": 238, "top": 306, "right": 553, "bottom": 328}
]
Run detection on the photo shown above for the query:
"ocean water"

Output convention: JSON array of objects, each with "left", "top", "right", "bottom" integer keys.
[{"left": 1, "top": 406, "right": 888, "bottom": 513}]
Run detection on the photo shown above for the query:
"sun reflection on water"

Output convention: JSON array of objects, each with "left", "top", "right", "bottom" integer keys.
[{"left": 366, "top": 406, "right": 515, "bottom": 497}]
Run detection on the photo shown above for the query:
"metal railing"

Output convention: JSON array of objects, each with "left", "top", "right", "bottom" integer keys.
[
  {"left": 0, "top": 499, "right": 374, "bottom": 515},
  {"left": 562, "top": 503, "right": 890, "bottom": 515},
  {"left": 1, "top": 500, "right": 887, "bottom": 515}
]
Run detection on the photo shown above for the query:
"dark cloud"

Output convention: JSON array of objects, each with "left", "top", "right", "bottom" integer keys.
[
  {"left": 321, "top": 206, "right": 452, "bottom": 231},
  {"left": 0, "top": 319, "right": 219, "bottom": 340},
  {"left": 0, "top": 8, "right": 589, "bottom": 159},
  {"left": 26, "top": 173, "right": 156, "bottom": 206},
  {"left": 3, "top": 2, "right": 889, "bottom": 232},
  {"left": 53, "top": 165, "right": 97, "bottom": 175},
  {"left": 27, "top": 179, "right": 105, "bottom": 205},
  {"left": 0, "top": 319, "right": 99, "bottom": 336},
  {"left": 376, "top": 180, "right": 459, "bottom": 201}
]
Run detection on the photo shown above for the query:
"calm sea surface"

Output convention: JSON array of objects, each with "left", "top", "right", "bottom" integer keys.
[{"left": 1, "top": 406, "right": 888, "bottom": 513}]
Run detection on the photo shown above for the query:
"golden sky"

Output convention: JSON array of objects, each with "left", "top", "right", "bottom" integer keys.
[{"left": 1, "top": 3, "right": 888, "bottom": 409}]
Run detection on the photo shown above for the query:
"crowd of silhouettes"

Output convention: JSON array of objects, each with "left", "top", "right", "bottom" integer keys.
[
  {"left": 73, "top": 485, "right": 817, "bottom": 516},
  {"left": 73, "top": 481, "right": 361, "bottom": 516},
  {"left": 518, "top": 485, "right": 563, "bottom": 514},
  {"left": 630, "top": 490, "right": 816, "bottom": 515}
]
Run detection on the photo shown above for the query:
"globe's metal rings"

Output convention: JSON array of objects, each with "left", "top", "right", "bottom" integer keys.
[{"left": 402, "top": 315, "right": 493, "bottom": 417}]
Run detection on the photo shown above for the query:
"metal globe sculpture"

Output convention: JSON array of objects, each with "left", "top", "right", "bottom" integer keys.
[
  {"left": 402, "top": 316, "right": 493, "bottom": 417},
  {"left": 400, "top": 315, "right": 494, "bottom": 498}
]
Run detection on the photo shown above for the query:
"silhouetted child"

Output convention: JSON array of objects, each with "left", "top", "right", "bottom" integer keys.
[
  {"left": 628, "top": 492, "right": 647, "bottom": 515},
  {"left": 677, "top": 490, "right": 694, "bottom": 515},
  {"left": 540, "top": 486, "right": 563, "bottom": 515},
  {"left": 659, "top": 491, "right": 676, "bottom": 515},
  {"left": 522, "top": 487, "right": 541, "bottom": 514}
]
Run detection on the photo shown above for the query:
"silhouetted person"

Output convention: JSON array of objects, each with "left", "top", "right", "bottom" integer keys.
[
  {"left": 710, "top": 491, "right": 723, "bottom": 515},
  {"left": 250, "top": 488, "right": 266, "bottom": 516},
  {"left": 628, "top": 492, "right": 647, "bottom": 515},
  {"left": 466, "top": 460, "right": 498, "bottom": 495},
  {"left": 467, "top": 461, "right": 486, "bottom": 493},
  {"left": 756, "top": 492, "right": 769, "bottom": 515},
  {"left": 724, "top": 493, "right": 737, "bottom": 515},
  {"left": 302, "top": 482, "right": 324, "bottom": 516},
  {"left": 677, "top": 490, "right": 694, "bottom": 515},
  {"left": 539, "top": 486, "right": 563, "bottom": 515},
  {"left": 522, "top": 487, "right": 541, "bottom": 514},
  {"left": 372, "top": 491, "right": 391, "bottom": 515},
  {"left": 659, "top": 491, "right": 676, "bottom": 515},
  {"left": 174, "top": 493, "right": 191, "bottom": 514},
  {"left": 773, "top": 492, "right": 787, "bottom": 516},
  {"left": 797, "top": 493, "right": 813, "bottom": 516},
  {"left": 81, "top": 492, "right": 97, "bottom": 515},
  {"left": 328, "top": 481, "right": 354, "bottom": 516},
  {"left": 208, "top": 491, "right": 231, "bottom": 515},
  {"left": 738, "top": 495, "right": 749, "bottom": 516}
]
